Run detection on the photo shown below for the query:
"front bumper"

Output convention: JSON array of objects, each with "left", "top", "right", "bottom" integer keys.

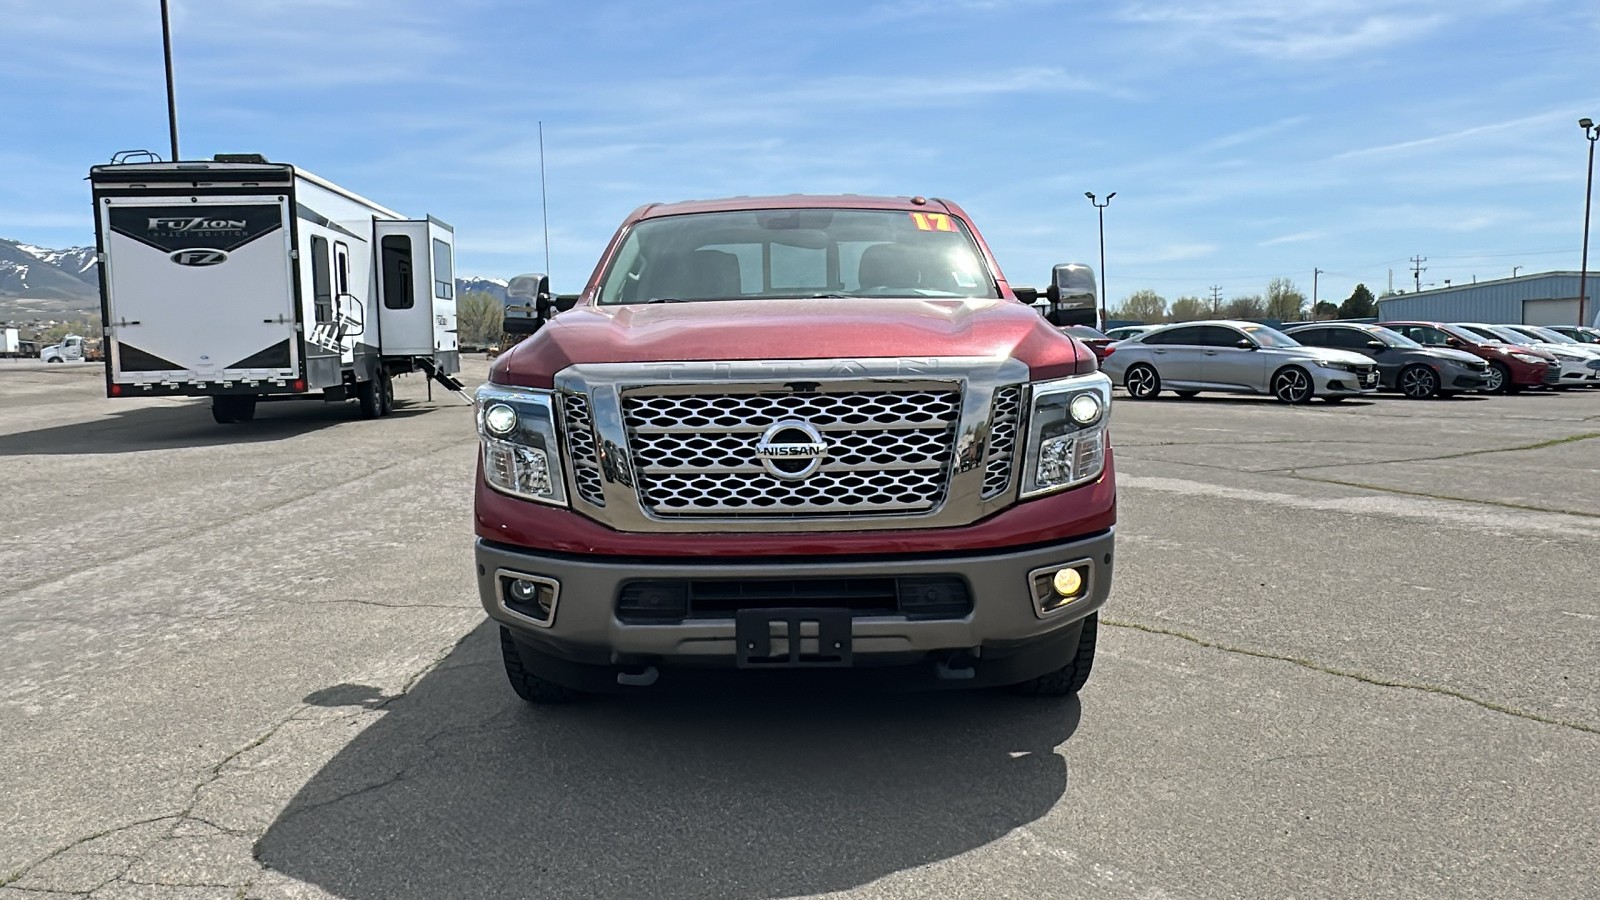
[
  {"left": 1310, "top": 366, "right": 1379, "bottom": 396},
  {"left": 475, "top": 528, "right": 1114, "bottom": 690}
]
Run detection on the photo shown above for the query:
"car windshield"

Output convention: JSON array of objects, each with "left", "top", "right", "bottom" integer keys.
[
  {"left": 1483, "top": 325, "right": 1536, "bottom": 345},
  {"left": 1523, "top": 326, "right": 1576, "bottom": 343},
  {"left": 1436, "top": 324, "right": 1488, "bottom": 344},
  {"left": 1363, "top": 326, "right": 1422, "bottom": 348},
  {"left": 596, "top": 207, "right": 999, "bottom": 304},
  {"left": 1063, "top": 325, "right": 1108, "bottom": 340},
  {"left": 1237, "top": 323, "right": 1301, "bottom": 348}
]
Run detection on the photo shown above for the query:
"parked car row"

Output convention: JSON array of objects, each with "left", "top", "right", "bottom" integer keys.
[{"left": 1067, "top": 319, "right": 1600, "bottom": 403}]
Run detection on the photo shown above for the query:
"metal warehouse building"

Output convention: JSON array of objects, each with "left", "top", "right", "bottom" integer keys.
[{"left": 1375, "top": 271, "right": 1599, "bottom": 327}]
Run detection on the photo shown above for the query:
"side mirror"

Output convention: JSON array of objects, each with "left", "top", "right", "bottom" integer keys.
[
  {"left": 1366, "top": 340, "right": 1385, "bottom": 350},
  {"left": 1046, "top": 262, "right": 1097, "bottom": 326},
  {"left": 1236, "top": 338, "right": 1256, "bottom": 350},
  {"left": 1445, "top": 337, "right": 1463, "bottom": 347},
  {"left": 504, "top": 273, "right": 551, "bottom": 335}
]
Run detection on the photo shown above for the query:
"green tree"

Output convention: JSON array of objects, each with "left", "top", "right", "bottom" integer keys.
[
  {"left": 1313, "top": 301, "right": 1340, "bottom": 319},
  {"left": 1168, "top": 295, "right": 1207, "bottom": 322},
  {"left": 456, "top": 290, "right": 504, "bottom": 346},
  {"left": 1265, "top": 277, "right": 1307, "bottom": 321},
  {"left": 1339, "top": 283, "right": 1377, "bottom": 319},
  {"left": 1114, "top": 289, "right": 1167, "bottom": 323},
  {"left": 1223, "top": 294, "right": 1265, "bottom": 319}
]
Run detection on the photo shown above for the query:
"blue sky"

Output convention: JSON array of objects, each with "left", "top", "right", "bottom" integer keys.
[{"left": 3, "top": 0, "right": 1599, "bottom": 308}]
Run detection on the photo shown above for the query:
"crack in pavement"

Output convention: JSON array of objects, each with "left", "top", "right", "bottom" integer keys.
[
  {"left": 0, "top": 438, "right": 470, "bottom": 603},
  {"left": 3, "top": 628, "right": 479, "bottom": 896},
  {"left": 1260, "top": 431, "right": 1600, "bottom": 474},
  {"left": 1103, "top": 618, "right": 1600, "bottom": 736},
  {"left": 1284, "top": 473, "right": 1600, "bottom": 519}
]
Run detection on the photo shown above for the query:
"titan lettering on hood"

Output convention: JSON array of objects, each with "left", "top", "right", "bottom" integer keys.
[{"left": 109, "top": 204, "right": 284, "bottom": 253}]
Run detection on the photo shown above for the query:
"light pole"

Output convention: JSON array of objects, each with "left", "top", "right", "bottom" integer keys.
[
  {"left": 1580, "top": 118, "right": 1598, "bottom": 328},
  {"left": 161, "top": 0, "right": 180, "bottom": 161},
  {"left": 1085, "top": 191, "right": 1114, "bottom": 325}
]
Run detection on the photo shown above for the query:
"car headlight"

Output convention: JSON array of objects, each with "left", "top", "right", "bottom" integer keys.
[
  {"left": 1019, "top": 371, "right": 1112, "bottom": 498},
  {"left": 475, "top": 384, "right": 569, "bottom": 506},
  {"left": 1511, "top": 352, "right": 1543, "bottom": 364},
  {"left": 1318, "top": 361, "right": 1359, "bottom": 373}
]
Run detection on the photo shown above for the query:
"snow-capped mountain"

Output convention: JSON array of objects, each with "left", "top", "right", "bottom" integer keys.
[
  {"left": 1, "top": 237, "right": 509, "bottom": 316},
  {"left": 455, "top": 276, "right": 509, "bottom": 303},
  {"left": 0, "top": 239, "right": 98, "bottom": 302}
]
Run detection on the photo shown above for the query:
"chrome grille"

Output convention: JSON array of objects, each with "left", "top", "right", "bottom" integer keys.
[
  {"left": 621, "top": 388, "right": 961, "bottom": 517},
  {"left": 981, "top": 385, "right": 1022, "bottom": 498},
  {"left": 562, "top": 392, "right": 606, "bottom": 507}
]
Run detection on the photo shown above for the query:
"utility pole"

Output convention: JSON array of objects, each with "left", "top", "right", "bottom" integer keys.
[
  {"left": 1579, "top": 118, "right": 1598, "bottom": 328},
  {"left": 1209, "top": 284, "right": 1222, "bottom": 314},
  {"left": 1313, "top": 268, "right": 1323, "bottom": 318},
  {"left": 160, "top": 0, "right": 179, "bottom": 161},
  {"left": 1085, "top": 192, "right": 1115, "bottom": 326},
  {"left": 1411, "top": 256, "right": 1427, "bottom": 294}
]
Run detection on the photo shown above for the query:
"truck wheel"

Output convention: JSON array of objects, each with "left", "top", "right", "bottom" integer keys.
[
  {"left": 499, "top": 626, "right": 582, "bottom": 704},
  {"left": 1006, "top": 613, "right": 1098, "bottom": 697}
]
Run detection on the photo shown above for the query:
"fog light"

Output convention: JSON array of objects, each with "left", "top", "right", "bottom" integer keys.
[
  {"left": 502, "top": 575, "right": 556, "bottom": 623},
  {"left": 1052, "top": 567, "right": 1084, "bottom": 598},
  {"left": 508, "top": 578, "right": 541, "bottom": 603}
]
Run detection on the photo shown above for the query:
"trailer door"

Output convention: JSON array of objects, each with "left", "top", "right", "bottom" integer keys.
[
  {"left": 374, "top": 220, "right": 431, "bottom": 356},
  {"left": 427, "top": 221, "right": 458, "bottom": 361},
  {"left": 101, "top": 196, "right": 299, "bottom": 385}
]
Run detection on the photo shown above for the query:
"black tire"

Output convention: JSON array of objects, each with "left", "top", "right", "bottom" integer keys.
[
  {"left": 1272, "top": 366, "right": 1314, "bottom": 404},
  {"left": 1399, "top": 364, "right": 1440, "bottom": 399},
  {"left": 1485, "top": 362, "right": 1511, "bottom": 394},
  {"left": 211, "top": 396, "right": 256, "bottom": 424},
  {"left": 1175, "top": 390, "right": 1200, "bottom": 399},
  {"left": 499, "top": 626, "right": 582, "bottom": 704},
  {"left": 1124, "top": 364, "right": 1162, "bottom": 399},
  {"left": 378, "top": 370, "right": 395, "bottom": 416},
  {"left": 357, "top": 377, "right": 382, "bottom": 419},
  {"left": 1007, "top": 614, "right": 1098, "bottom": 697}
]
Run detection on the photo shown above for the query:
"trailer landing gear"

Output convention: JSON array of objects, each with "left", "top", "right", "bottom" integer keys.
[{"left": 211, "top": 395, "right": 257, "bottom": 424}]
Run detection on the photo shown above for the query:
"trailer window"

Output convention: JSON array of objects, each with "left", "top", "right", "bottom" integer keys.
[
  {"left": 334, "top": 241, "right": 350, "bottom": 295},
  {"left": 382, "top": 235, "right": 414, "bottom": 310},
  {"left": 310, "top": 236, "right": 333, "bottom": 323},
  {"left": 432, "top": 238, "right": 453, "bottom": 300}
]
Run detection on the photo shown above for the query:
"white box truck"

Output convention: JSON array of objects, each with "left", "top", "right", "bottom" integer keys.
[
  {"left": 89, "top": 152, "right": 463, "bottom": 423},
  {"left": 2, "top": 327, "right": 20, "bottom": 358}
]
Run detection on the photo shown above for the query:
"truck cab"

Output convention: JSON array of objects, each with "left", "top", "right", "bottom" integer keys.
[{"left": 40, "top": 334, "right": 85, "bottom": 364}]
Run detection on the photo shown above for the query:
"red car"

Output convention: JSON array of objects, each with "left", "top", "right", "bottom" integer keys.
[
  {"left": 1377, "top": 320, "right": 1556, "bottom": 393},
  {"left": 1060, "top": 324, "right": 1114, "bottom": 362},
  {"left": 476, "top": 193, "right": 1114, "bottom": 702}
]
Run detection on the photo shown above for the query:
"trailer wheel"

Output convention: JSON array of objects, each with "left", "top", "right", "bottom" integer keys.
[
  {"left": 211, "top": 396, "right": 256, "bottom": 424},
  {"left": 357, "top": 377, "right": 382, "bottom": 419},
  {"left": 378, "top": 370, "right": 395, "bottom": 416}
]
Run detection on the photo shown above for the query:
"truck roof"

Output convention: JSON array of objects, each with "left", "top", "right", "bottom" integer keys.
[{"left": 633, "top": 194, "right": 957, "bottom": 219}]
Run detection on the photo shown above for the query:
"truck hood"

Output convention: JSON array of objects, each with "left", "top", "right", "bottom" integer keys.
[{"left": 490, "top": 297, "right": 1093, "bottom": 388}]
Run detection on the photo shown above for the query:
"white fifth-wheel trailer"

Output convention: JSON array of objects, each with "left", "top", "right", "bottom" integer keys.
[{"left": 89, "top": 152, "right": 464, "bottom": 423}]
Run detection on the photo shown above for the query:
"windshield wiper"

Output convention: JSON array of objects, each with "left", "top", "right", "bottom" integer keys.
[{"left": 644, "top": 296, "right": 686, "bottom": 304}]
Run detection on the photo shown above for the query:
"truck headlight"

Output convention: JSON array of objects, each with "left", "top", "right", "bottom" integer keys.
[
  {"left": 1019, "top": 371, "right": 1112, "bottom": 498},
  {"left": 475, "top": 384, "right": 569, "bottom": 507}
]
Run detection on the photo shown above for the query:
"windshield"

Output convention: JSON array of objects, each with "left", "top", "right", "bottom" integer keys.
[
  {"left": 1364, "top": 325, "right": 1422, "bottom": 348},
  {"left": 1063, "top": 325, "right": 1108, "bottom": 340},
  {"left": 1521, "top": 325, "right": 1575, "bottom": 343},
  {"left": 597, "top": 208, "right": 999, "bottom": 304},
  {"left": 1238, "top": 323, "right": 1301, "bottom": 348},
  {"left": 1483, "top": 325, "right": 1536, "bottom": 345}
]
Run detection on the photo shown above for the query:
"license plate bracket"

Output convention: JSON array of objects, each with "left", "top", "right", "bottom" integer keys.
[{"left": 735, "top": 608, "right": 853, "bottom": 668}]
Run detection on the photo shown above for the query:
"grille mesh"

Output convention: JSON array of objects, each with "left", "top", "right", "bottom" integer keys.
[
  {"left": 621, "top": 388, "right": 961, "bottom": 517},
  {"left": 982, "top": 385, "right": 1022, "bottom": 498},
  {"left": 562, "top": 392, "right": 606, "bottom": 507}
]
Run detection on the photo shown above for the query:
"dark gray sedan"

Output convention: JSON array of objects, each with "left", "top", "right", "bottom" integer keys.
[{"left": 1283, "top": 323, "right": 1491, "bottom": 398}]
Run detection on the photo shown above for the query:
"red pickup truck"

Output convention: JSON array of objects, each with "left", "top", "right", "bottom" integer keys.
[{"left": 473, "top": 194, "right": 1115, "bottom": 702}]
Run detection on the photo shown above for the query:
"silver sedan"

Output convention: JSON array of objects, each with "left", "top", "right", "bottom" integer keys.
[{"left": 1099, "top": 320, "right": 1380, "bottom": 404}]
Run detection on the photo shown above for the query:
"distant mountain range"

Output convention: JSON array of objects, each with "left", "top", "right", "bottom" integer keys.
[{"left": 0, "top": 238, "right": 509, "bottom": 323}]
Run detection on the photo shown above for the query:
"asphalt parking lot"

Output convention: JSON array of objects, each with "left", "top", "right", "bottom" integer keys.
[{"left": 2, "top": 360, "right": 1597, "bottom": 899}]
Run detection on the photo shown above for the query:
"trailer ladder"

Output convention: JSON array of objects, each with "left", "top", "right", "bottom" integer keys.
[{"left": 416, "top": 357, "right": 470, "bottom": 400}]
